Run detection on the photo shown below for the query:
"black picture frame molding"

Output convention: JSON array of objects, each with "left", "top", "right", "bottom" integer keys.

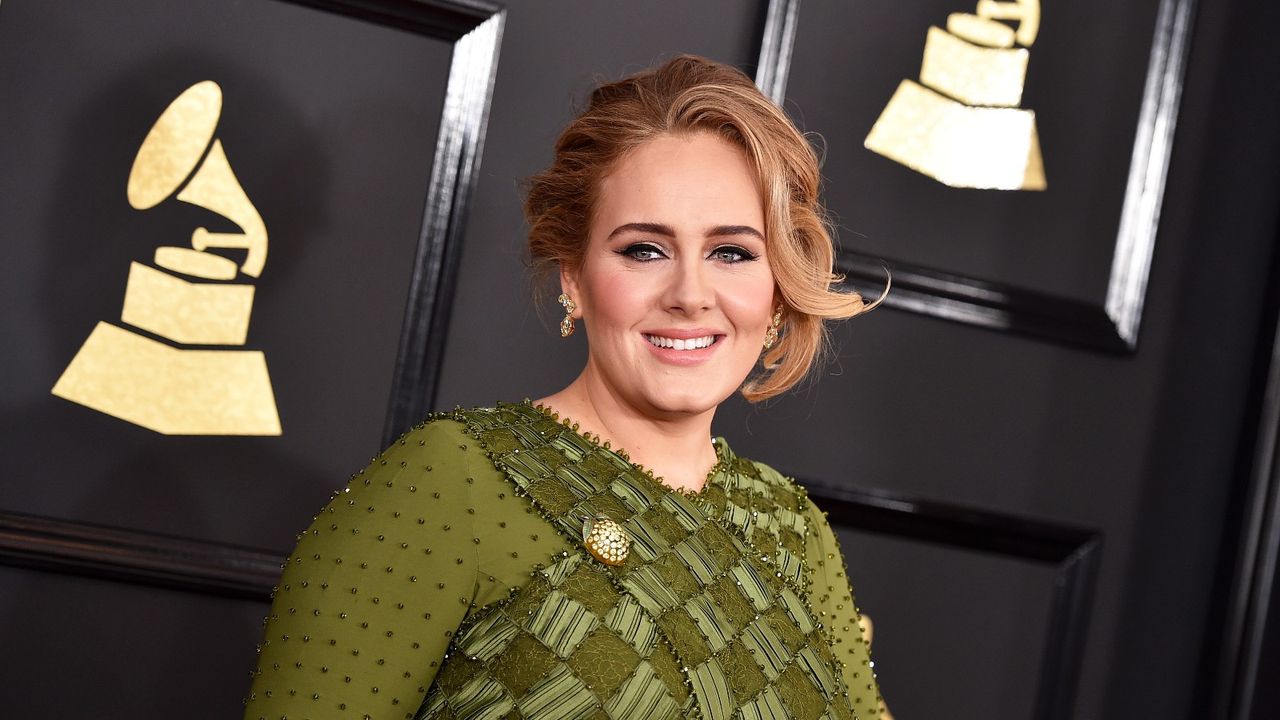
[
  {"left": 1204, "top": 231, "right": 1280, "bottom": 719},
  {"left": 380, "top": 0, "right": 505, "bottom": 443}
]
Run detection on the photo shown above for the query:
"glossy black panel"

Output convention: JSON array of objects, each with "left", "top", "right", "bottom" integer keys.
[{"left": 0, "top": 565, "right": 265, "bottom": 718}]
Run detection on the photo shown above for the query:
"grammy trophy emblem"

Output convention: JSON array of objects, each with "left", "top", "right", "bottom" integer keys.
[
  {"left": 51, "top": 81, "right": 282, "bottom": 435},
  {"left": 864, "top": 0, "right": 1046, "bottom": 190}
]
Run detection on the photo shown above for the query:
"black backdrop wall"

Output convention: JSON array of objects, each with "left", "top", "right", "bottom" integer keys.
[{"left": 2, "top": 1, "right": 1279, "bottom": 718}]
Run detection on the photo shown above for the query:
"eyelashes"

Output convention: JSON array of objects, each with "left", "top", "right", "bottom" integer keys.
[
  {"left": 709, "top": 245, "right": 759, "bottom": 263},
  {"left": 618, "top": 243, "right": 666, "bottom": 262},
  {"left": 617, "top": 242, "right": 760, "bottom": 263}
]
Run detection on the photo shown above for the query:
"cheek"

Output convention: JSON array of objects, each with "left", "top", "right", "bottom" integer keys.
[
  {"left": 721, "top": 273, "right": 776, "bottom": 330},
  {"left": 583, "top": 268, "right": 656, "bottom": 334}
]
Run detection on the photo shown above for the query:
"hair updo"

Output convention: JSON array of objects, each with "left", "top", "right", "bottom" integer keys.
[{"left": 524, "top": 54, "right": 880, "bottom": 403}]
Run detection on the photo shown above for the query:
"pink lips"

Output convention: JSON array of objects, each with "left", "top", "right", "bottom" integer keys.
[{"left": 642, "top": 329, "right": 724, "bottom": 366}]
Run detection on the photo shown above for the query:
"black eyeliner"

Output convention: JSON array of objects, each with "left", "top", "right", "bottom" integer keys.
[
  {"left": 712, "top": 245, "right": 759, "bottom": 261},
  {"left": 617, "top": 242, "right": 666, "bottom": 260}
]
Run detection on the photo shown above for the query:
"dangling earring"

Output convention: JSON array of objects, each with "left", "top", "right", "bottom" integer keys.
[
  {"left": 558, "top": 293, "right": 577, "bottom": 337},
  {"left": 763, "top": 305, "right": 783, "bottom": 349}
]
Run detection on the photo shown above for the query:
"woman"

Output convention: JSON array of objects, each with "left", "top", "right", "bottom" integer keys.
[{"left": 244, "top": 55, "right": 886, "bottom": 720}]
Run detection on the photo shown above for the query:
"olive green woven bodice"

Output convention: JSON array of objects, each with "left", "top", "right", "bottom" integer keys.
[{"left": 244, "top": 403, "right": 881, "bottom": 720}]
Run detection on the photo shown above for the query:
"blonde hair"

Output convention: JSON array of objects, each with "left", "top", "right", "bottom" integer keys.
[{"left": 525, "top": 54, "right": 881, "bottom": 402}]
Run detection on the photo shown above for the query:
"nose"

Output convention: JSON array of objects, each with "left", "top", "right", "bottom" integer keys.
[{"left": 663, "top": 254, "right": 715, "bottom": 315}]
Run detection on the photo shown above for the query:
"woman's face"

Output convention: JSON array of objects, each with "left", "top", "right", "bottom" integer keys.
[{"left": 562, "top": 131, "right": 776, "bottom": 419}]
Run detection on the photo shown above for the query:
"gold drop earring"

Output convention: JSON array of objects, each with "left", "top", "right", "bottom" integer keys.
[
  {"left": 763, "top": 305, "right": 783, "bottom": 349},
  {"left": 558, "top": 293, "right": 577, "bottom": 337}
]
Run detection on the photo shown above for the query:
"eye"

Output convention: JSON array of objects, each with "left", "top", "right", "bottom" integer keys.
[
  {"left": 619, "top": 243, "right": 666, "bottom": 262},
  {"left": 709, "top": 245, "right": 759, "bottom": 263}
]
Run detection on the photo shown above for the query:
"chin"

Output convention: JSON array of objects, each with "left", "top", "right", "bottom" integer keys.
[{"left": 640, "top": 385, "right": 733, "bottom": 417}]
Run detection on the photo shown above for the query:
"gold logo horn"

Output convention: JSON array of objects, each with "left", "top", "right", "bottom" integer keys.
[
  {"left": 127, "top": 80, "right": 268, "bottom": 277},
  {"left": 52, "top": 81, "right": 282, "bottom": 436}
]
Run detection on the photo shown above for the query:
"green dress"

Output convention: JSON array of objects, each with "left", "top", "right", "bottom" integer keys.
[{"left": 244, "top": 402, "right": 882, "bottom": 719}]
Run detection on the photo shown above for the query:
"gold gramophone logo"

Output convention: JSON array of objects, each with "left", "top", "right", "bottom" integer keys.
[
  {"left": 864, "top": 0, "right": 1046, "bottom": 190},
  {"left": 51, "top": 81, "right": 282, "bottom": 435}
]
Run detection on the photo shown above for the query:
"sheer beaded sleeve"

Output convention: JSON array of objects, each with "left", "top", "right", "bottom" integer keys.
[
  {"left": 243, "top": 418, "right": 540, "bottom": 720},
  {"left": 801, "top": 495, "right": 886, "bottom": 717}
]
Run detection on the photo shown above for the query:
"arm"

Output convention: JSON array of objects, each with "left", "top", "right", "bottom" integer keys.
[
  {"left": 801, "top": 495, "right": 890, "bottom": 718},
  {"left": 244, "top": 419, "right": 481, "bottom": 720}
]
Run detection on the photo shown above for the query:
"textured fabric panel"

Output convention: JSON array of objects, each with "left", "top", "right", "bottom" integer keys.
[
  {"left": 601, "top": 594, "right": 657, "bottom": 654},
  {"left": 777, "top": 662, "right": 828, "bottom": 720},
  {"left": 541, "top": 552, "right": 584, "bottom": 587},
  {"left": 603, "top": 660, "right": 681, "bottom": 718},
  {"left": 688, "top": 658, "right": 733, "bottom": 719},
  {"left": 645, "top": 639, "right": 689, "bottom": 704},
  {"left": 619, "top": 512, "right": 667, "bottom": 561},
  {"left": 516, "top": 663, "right": 597, "bottom": 720},
  {"left": 486, "top": 632, "right": 557, "bottom": 697},
  {"left": 619, "top": 564, "right": 683, "bottom": 614},
  {"left": 796, "top": 645, "right": 838, "bottom": 698},
  {"left": 606, "top": 477, "right": 656, "bottom": 516},
  {"left": 647, "top": 552, "right": 702, "bottom": 602},
  {"left": 449, "top": 672, "right": 513, "bottom": 720},
  {"left": 560, "top": 563, "right": 623, "bottom": 616},
  {"left": 780, "top": 587, "right": 817, "bottom": 635},
  {"left": 454, "top": 611, "right": 520, "bottom": 662},
  {"left": 672, "top": 534, "right": 722, "bottom": 584},
  {"left": 566, "top": 627, "right": 642, "bottom": 696},
  {"left": 718, "top": 639, "right": 767, "bottom": 703},
  {"left": 741, "top": 618, "right": 790, "bottom": 679},
  {"left": 684, "top": 594, "right": 732, "bottom": 653},
  {"left": 706, "top": 572, "right": 757, "bottom": 632},
  {"left": 437, "top": 654, "right": 483, "bottom": 696},
  {"left": 737, "top": 685, "right": 789, "bottom": 720},
  {"left": 656, "top": 606, "right": 711, "bottom": 666},
  {"left": 693, "top": 522, "right": 740, "bottom": 570},
  {"left": 578, "top": 492, "right": 635, "bottom": 529},
  {"left": 526, "top": 590, "right": 598, "bottom": 657},
  {"left": 730, "top": 560, "right": 775, "bottom": 612}
]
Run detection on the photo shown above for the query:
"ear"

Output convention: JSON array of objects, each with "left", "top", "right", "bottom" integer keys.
[{"left": 559, "top": 262, "right": 583, "bottom": 318}]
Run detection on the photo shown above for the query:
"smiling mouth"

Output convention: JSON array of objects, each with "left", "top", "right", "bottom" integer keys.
[{"left": 643, "top": 334, "right": 721, "bottom": 351}]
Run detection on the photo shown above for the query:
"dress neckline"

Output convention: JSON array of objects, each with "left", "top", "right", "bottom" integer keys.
[{"left": 519, "top": 399, "right": 732, "bottom": 500}]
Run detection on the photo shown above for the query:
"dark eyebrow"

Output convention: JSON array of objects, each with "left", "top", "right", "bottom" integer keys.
[
  {"left": 608, "top": 222, "right": 675, "bottom": 240},
  {"left": 709, "top": 225, "right": 765, "bottom": 242},
  {"left": 607, "top": 222, "right": 764, "bottom": 241}
]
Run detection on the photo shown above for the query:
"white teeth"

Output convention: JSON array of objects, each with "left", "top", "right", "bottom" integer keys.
[{"left": 644, "top": 334, "right": 716, "bottom": 350}]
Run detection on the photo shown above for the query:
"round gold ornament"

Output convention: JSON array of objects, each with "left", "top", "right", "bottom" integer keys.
[{"left": 582, "top": 515, "right": 630, "bottom": 566}]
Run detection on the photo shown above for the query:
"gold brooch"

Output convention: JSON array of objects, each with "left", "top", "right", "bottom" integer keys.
[{"left": 582, "top": 515, "right": 630, "bottom": 566}]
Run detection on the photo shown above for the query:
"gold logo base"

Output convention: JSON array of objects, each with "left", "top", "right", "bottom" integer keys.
[
  {"left": 865, "top": 79, "right": 1045, "bottom": 191},
  {"left": 52, "top": 322, "right": 282, "bottom": 436}
]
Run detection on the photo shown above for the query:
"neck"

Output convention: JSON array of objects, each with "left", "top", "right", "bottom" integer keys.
[{"left": 535, "top": 365, "right": 719, "bottom": 492}]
